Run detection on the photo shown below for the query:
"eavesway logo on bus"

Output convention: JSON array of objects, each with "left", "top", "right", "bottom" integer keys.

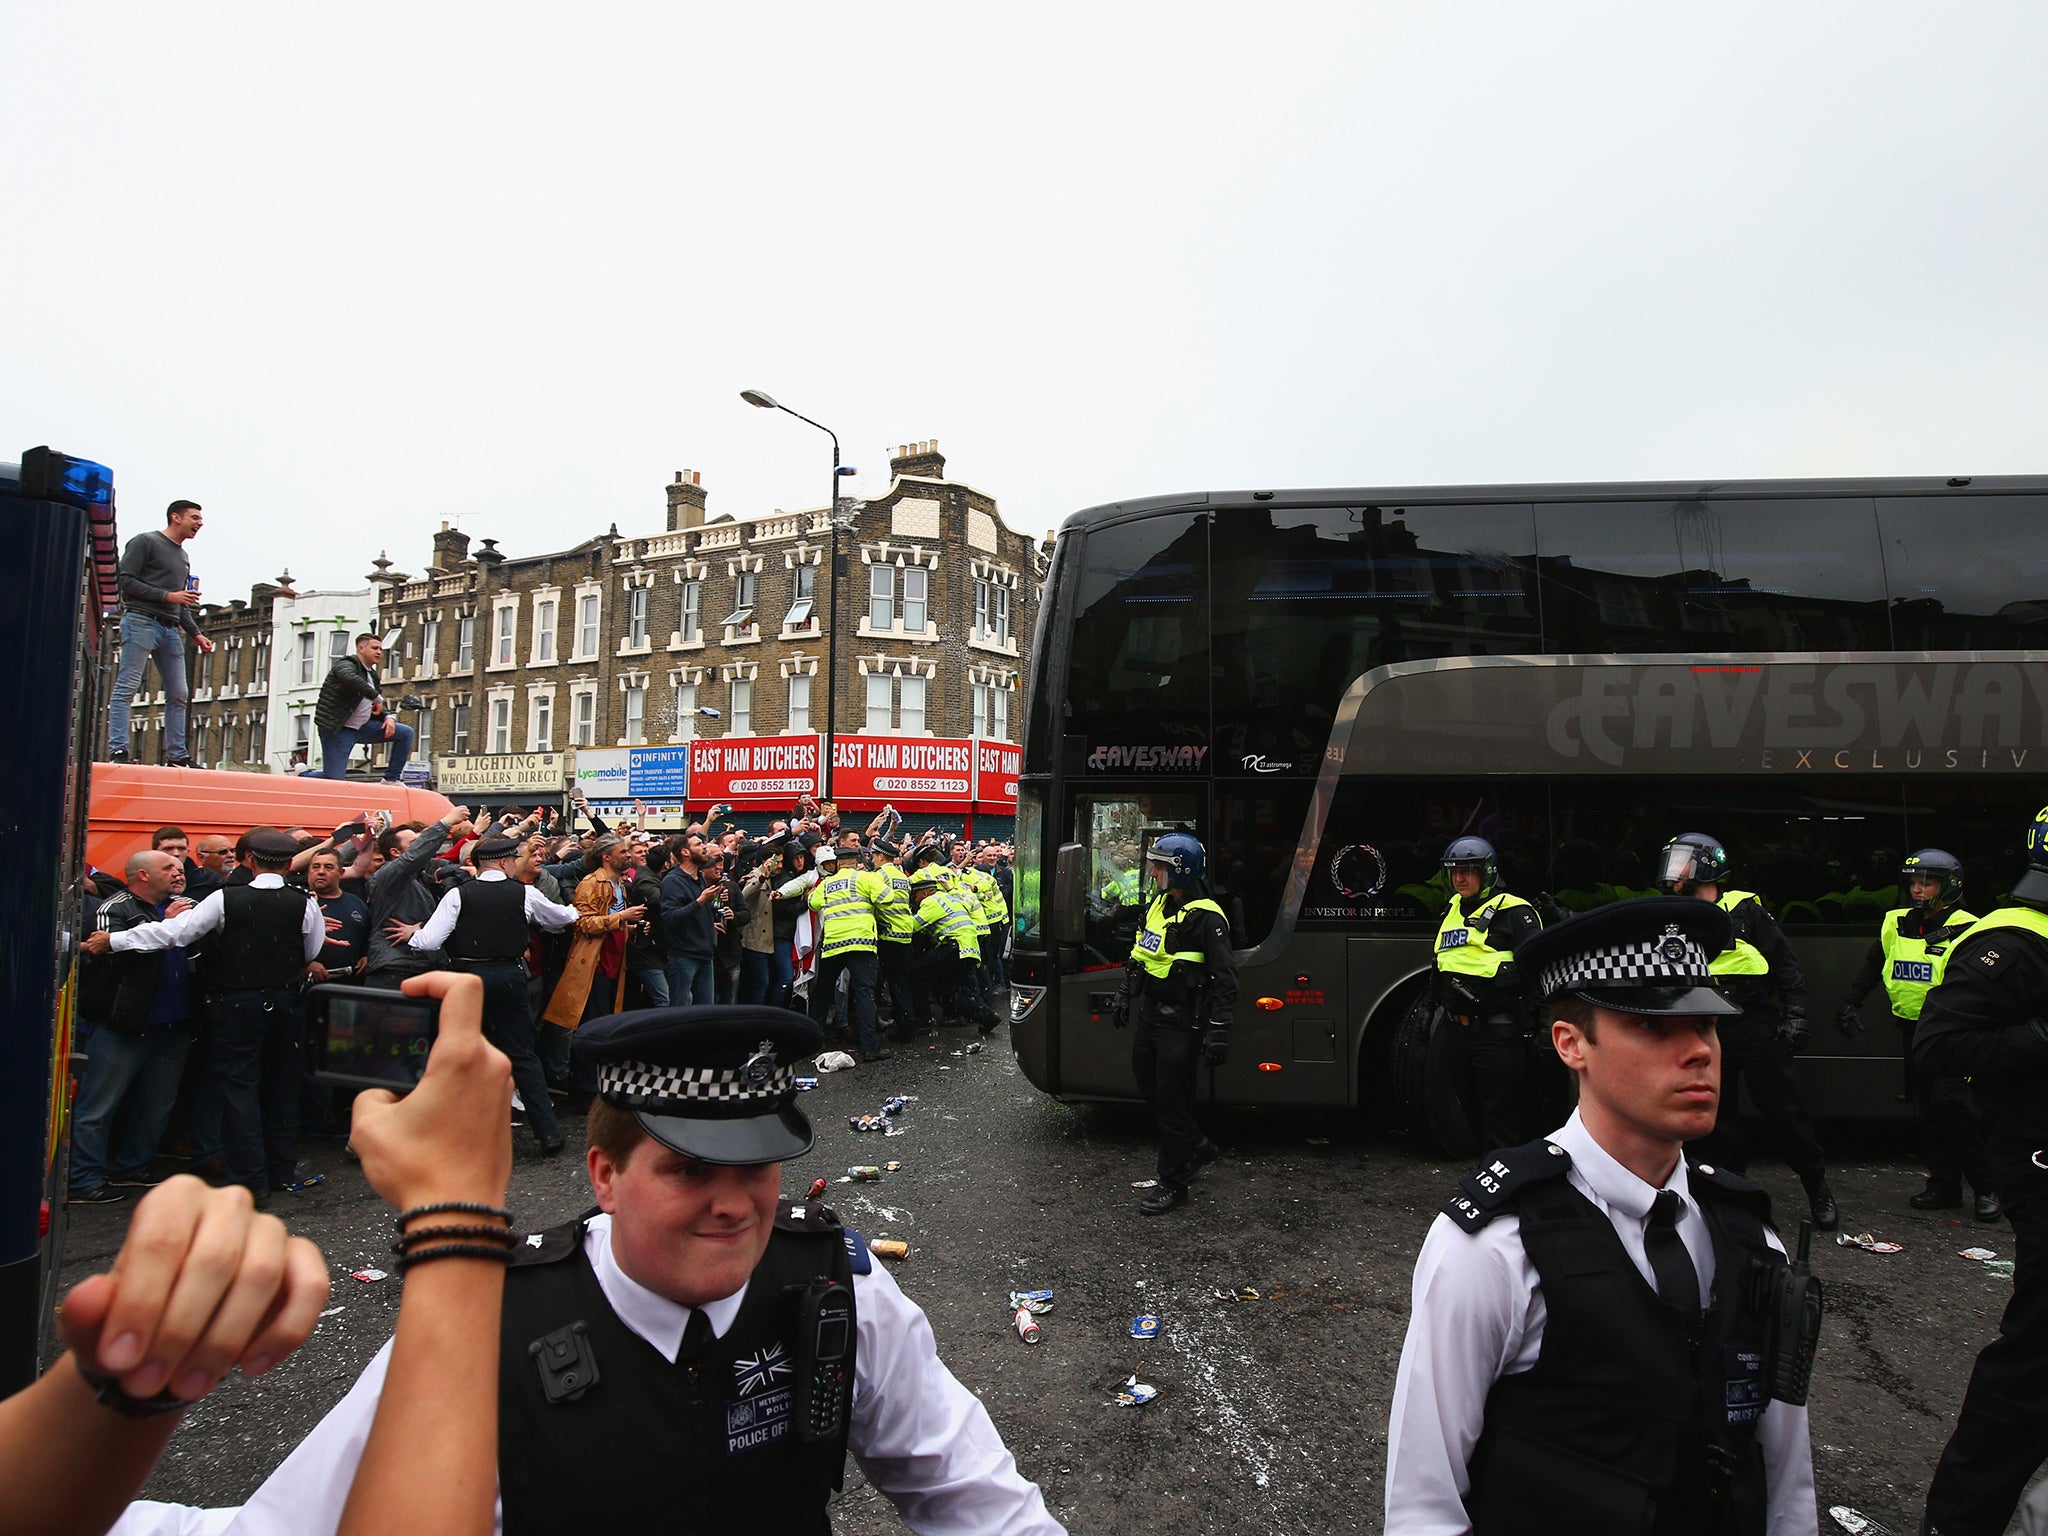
[{"left": 1085, "top": 744, "right": 1209, "bottom": 772}]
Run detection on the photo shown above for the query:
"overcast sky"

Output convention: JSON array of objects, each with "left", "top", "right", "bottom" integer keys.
[{"left": 7, "top": 5, "right": 2046, "bottom": 602}]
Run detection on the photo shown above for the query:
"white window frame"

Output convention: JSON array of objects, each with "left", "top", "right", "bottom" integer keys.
[
  {"left": 457, "top": 615, "right": 475, "bottom": 670},
  {"left": 490, "top": 695, "right": 513, "bottom": 754},
  {"left": 672, "top": 678, "right": 698, "bottom": 741},
  {"left": 902, "top": 566, "right": 928, "bottom": 633},
  {"left": 868, "top": 565, "right": 894, "bottom": 630},
  {"left": 627, "top": 587, "right": 649, "bottom": 648},
  {"left": 623, "top": 685, "right": 646, "bottom": 746},
  {"left": 491, "top": 601, "right": 518, "bottom": 669},
  {"left": 532, "top": 597, "right": 557, "bottom": 664},
  {"left": 420, "top": 617, "right": 441, "bottom": 679},
  {"left": 787, "top": 672, "right": 810, "bottom": 733},
  {"left": 296, "top": 632, "right": 316, "bottom": 686},
  {"left": 574, "top": 586, "right": 603, "bottom": 661},
  {"left": 571, "top": 686, "right": 598, "bottom": 748},
  {"left": 529, "top": 691, "right": 554, "bottom": 752},
  {"left": 729, "top": 677, "right": 752, "bottom": 735},
  {"left": 679, "top": 579, "right": 703, "bottom": 644},
  {"left": 898, "top": 673, "right": 926, "bottom": 734},
  {"left": 864, "top": 671, "right": 892, "bottom": 732},
  {"left": 449, "top": 701, "right": 470, "bottom": 755}
]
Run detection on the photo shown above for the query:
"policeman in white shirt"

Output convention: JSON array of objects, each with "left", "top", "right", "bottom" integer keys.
[
  {"left": 205, "top": 1003, "right": 1067, "bottom": 1536},
  {"left": 403, "top": 836, "right": 580, "bottom": 1154},
  {"left": 1384, "top": 896, "right": 1820, "bottom": 1535}
]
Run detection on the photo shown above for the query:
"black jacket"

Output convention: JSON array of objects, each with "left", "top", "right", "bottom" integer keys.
[
  {"left": 80, "top": 891, "right": 188, "bottom": 1035},
  {"left": 315, "top": 655, "right": 384, "bottom": 736},
  {"left": 1913, "top": 906, "right": 2048, "bottom": 1141}
]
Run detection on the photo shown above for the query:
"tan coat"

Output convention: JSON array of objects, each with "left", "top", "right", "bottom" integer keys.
[{"left": 541, "top": 868, "right": 636, "bottom": 1028}]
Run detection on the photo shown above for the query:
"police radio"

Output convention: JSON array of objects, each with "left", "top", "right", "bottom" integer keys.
[
  {"left": 791, "top": 1276, "right": 855, "bottom": 1443},
  {"left": 1751, "top": 1220, "right": 1824, "bottom": 1406}
]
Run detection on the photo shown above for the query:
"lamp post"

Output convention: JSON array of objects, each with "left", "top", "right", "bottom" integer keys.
[{"left": 741, "top": 389, "right": 855, "bottom": 799}]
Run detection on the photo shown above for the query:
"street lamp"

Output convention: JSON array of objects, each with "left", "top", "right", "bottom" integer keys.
[{"left": 742, "top": 388, "right": 857, "bottom": 798}]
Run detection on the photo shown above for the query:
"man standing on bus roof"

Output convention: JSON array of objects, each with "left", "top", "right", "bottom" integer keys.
[
  {"left": 1121, "top": 833, "right": 1237, "bottom": 1216},
  {"left": 1910, "top": 806, "right": 2048, "bottom": 1536},
  {"left": 1431, "top": 836, "right": 1541, "bottom": 1153},
  {"left": 1385, "top": 897, "right": 1817, "bottom": 1533},
  {"left": 107, "top": 498, "right": 212, "bottom": 768},
  {"left": 1657, "top": 832, "right": 1838, "bottom": 1232},
  {"left": 1835, "top": 848, "right": 1999, "bottom": 1222}
]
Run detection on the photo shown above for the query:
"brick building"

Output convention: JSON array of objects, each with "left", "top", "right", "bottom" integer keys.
[{"left": 371, "top": 440, "right": 1046, "bottom": 819}]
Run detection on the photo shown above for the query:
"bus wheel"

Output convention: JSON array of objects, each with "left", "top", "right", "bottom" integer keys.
[{"left": 1386, "top": 994, "right": 1476, "bottom": 1159}]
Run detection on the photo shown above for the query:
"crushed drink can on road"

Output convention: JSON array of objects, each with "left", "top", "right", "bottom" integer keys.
[
  {"left": 1836, "top": 1232, "right": 1904, "bottom": 1254},
  {"left": 848, "top": 1166, "right": 883, "bottom": 1181},
  {"left": 1013, "top": 1307, "right": 1042, "bottom": 1344},
  {"left": 1112, "top": 1375, "right": 1159, "bottom": 1406},
  {"left": 1008, "top": 1288, "right": 1054, "bottom": 1313},
  {"left": 1130, "top": 1315, "right": 1160, "bottom": 1340},
  {"left": 795, "top": 1077, "right": 819, "bottom": 1092},
  {"left": 1828, "top": 1508, "right": 1900, "bottom": 1535},
  {"left": 350, "top": 1268, "right": 388, "bottom": 1283},
  {"left": 884, "top": 1161, "right": 904, "bottom": 1172},
  {"left": 869, "top": 1239, "right": 909, "bottom": 1260},
  {"left": 850, "top": 1114, "right": 888, "bottom": 1133},
  {"left": 806, "top": 1177, "right": 828, "bottom": 1200},
  {"left": 966, "top": 1041, "right": 984, "bottom": 1054},
  {"left": 882, "top": 1096, "right": 910, "bottom": 1115}
]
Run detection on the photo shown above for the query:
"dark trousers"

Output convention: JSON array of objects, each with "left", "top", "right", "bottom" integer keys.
[
  {"left": 1899, "top": 1017, "right": 1996, "bottom": 1195},
  {"left": 1692, "top": 1013, "right": 1827, "bottom": 1177},
  {"left": 809, "top": 949, "right": 879, "bottom": 1056},
  {"left": 1132, "top": 999, "right": 1203, "bottom": 1188},
  {"left": 1446, "top": 1009, "right": 1529, "bottom": 1154},
  {"left": 1926, "top": 1140, "right": 2048, "bottom": 1534},
  {"left": 460, "top": 961, "right": 557, "bottom": 1143},
  {"left": 878, "top": 941, "right": 914, "bottom": 1039},
  {"left": 211, "top": 988, "right": 303, "bottom": 1193}
]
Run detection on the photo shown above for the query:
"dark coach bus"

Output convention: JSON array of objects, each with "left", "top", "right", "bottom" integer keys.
[
  {"left": 0, "top": 447, "right": 120, "bottom": 1394},
  {"left": 1007, "top": 475, "right": 2048, "bottom": 1149}
]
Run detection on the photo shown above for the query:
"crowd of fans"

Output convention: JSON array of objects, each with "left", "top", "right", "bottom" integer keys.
[{"left": 71, "top": 790, "right": 1014, "bottom": 1206}]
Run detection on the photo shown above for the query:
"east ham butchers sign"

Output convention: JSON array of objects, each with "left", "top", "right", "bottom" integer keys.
[{"left": 1334, "top": 655, "right": 2048, "bottom": 776}]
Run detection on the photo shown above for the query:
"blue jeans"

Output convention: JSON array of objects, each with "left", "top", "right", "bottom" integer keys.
[
  {"left": 666, "top": 953, "right": 716, "bottom": 1007},
  {"left": 109, "top": 613, "right": 190, "bottom": 758},
  {"left": 70, "top": 1023, "right": 191, "bottom": 1193},
  {"left": 319, "top": 718, "right": 415, "bottom": 780},
  {"left": 631, "top": 966, "right": 671, "bottom": 1009}
]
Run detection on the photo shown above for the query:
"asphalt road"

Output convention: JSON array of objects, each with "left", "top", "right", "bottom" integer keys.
[{"left": 60, "top": 1025, "right": 2043, "bottom": 1535}]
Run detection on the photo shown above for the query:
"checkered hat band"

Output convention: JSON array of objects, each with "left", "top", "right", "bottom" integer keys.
[
  {"left": 1539, "top": 935, "right": 1713, "bottom": 997},
  {"left": 598, "top": 1057, "right": 795, "bottom": 1111}
]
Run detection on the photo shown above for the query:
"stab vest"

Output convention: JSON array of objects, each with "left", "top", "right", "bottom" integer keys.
[
  {"left": 1706, "top": 892, "right": 1770, "bottom": 977},
  {"left": 447, "top": 877, "right": 531, "bottom": 963},
  {"left": 1449, "top": 1143, "right": 1779, "bottom": 1536},
  {"left": 497, "top": 1205, "right": 857, "bottom": 1536},
  {"left": 1877, "top": 905, "right": 1978, "bottom": 1021},
  {"left": 915, "top": 891, "right": 980, "bottom": 959},
  {"left": 212, "top": 885, "right": 308, "bottom": 991}
]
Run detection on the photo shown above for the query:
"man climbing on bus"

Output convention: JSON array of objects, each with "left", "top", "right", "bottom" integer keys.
[
  {"left": 1430, "top": 836, "right": 1541, "bottom": 1152},
  {"left": 1658, "top": 831, "right": 1838, "bottom": 1231},
  {"left": 1120, "top": 833, "right": 1237, "bottom": 1216}
]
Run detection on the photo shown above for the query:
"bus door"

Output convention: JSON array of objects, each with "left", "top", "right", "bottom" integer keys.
[{"left": 1047, "top": 786, "right": 1204, "bottom": 1099}]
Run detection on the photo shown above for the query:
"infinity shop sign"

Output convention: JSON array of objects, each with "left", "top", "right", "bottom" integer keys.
[{"left": 1336, "top": 657, "right": 2048, "bottom": 776}]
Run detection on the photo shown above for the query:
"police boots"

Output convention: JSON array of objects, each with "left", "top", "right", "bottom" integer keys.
[{"left": 1800, "top": 1170, "right": 1840, "bottom": 1232}]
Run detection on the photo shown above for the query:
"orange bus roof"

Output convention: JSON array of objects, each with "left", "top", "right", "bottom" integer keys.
[{"left": 88, "top": 764, "right": 455, "bottom": 873}]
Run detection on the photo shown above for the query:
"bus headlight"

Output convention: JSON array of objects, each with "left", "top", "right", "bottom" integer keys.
[{"left": 1010, "top": 984, "right": 1046, "bottom": 1023}]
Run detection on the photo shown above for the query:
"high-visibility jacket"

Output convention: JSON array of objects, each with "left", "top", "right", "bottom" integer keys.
[
  {"left": 914, "top": 890, "right": 981, "bottom": 960},
  {"left": 962, "top": 865, "right": 1009, "bottom": 927},
  {"left": 1707, "top": 890, "right": 1771, "bottom": 977},
  {"left": 948, "top": 868, "right": 992, "bottom": 935},
  {"left": 1433, "top": 891, "right": 1534, "bottom": 980},
  {"left": 806, "top": 868, "right": 884, "bottom": 957},
  {"left": 1130, "top": 894, "right": 1228, "bottom": 980},
  {"left": 1878, "top": 904, "right": 1979, "bottom": 1020},
  {"left": 873, "top": 866, "right": 915, "bottom": 942}
]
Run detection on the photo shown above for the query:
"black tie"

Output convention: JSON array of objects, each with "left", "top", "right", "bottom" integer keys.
[
  {"left": 679, "top": 1308, "right": 714, "bottom": 1363},
  {"left": 1647, "top": 1189, "right": 1703, "bottom": 1338}
]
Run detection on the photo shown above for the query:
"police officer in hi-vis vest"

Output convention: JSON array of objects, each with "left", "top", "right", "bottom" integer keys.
[
  {"left": 805, "top": 843, "right": 889, "bottom": 1063},
  {"left": 1431, "top": 836, "right": 1541, "bottom": 1152},
  {"left": 1912, "top": 808, "right": 2048, "bottom": 1536},
  {"left": 1120, "top": 833, "right": 1238, "bottom": 1217},
  {"left": 1835, "top": 848, "right": 2000, "bottom": 1221},
  {"left": 1659, "top": 832, "right": 1838, "bottom": 1233},
  {"left": 1385, "top": 897, "right": 1818, "bottom": 1532},
  {"left": 215, "top": 1004, "right": 1066, "bottom": 1536}
]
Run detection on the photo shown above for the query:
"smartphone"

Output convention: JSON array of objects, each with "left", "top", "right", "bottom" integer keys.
[{"left": 304, "top": 983, "right": 439, "bottom": 1092}]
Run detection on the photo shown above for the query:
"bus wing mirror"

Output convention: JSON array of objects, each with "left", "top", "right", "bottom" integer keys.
[{"left": 1053, "top": 842, "right": 1088, "bottom": 944}]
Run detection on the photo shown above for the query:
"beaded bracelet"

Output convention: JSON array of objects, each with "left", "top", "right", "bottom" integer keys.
[
  {"left": 394, "top": 1201, "right": 513, "bottom": 1232},
  {"left": 397, "top": 1243, "right": 518, "bottom": 1273},
  {"left": 73, "top": 1356, "right": 191, "bottom": 1419},
  {"left": 391, "top": 1223, "right": 519, "bottom": 1257}
]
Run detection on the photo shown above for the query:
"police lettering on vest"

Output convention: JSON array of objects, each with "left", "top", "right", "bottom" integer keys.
[{"left": 1878, "top": 905, "right": 1978, "bottom": 1020}]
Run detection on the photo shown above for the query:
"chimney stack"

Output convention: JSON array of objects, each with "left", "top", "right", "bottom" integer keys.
[
  {"left": 888, "top": 439, "right": 946, "bottom": 481},
  {"left": 667, "top": 469, "right": 709, "bottom": 531},
  {"left": 431, "top": 521, "right": 472, "bottom": 572}
]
